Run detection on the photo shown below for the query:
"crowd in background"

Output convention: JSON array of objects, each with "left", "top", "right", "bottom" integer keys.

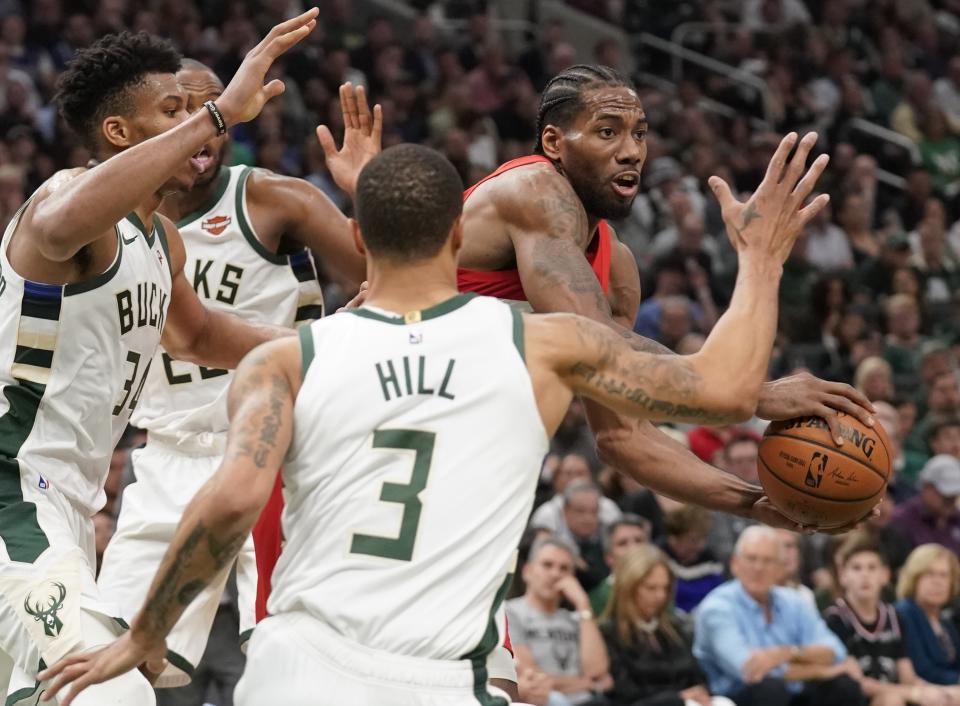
[{"left": 3, "top": 0, "right": 960, "bottom": 704}]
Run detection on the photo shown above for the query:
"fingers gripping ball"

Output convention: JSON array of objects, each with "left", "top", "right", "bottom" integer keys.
[{"left": 758, "top": 413, "right": 891, "bottom": 529}]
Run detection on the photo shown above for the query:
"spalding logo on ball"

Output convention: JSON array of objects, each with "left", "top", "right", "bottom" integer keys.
[{"left": 758, "top": 413, "right": 891, "bottom": 530}]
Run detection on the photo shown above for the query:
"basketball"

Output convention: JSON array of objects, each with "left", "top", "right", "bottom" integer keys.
[{"left": 758, "top": 414, "right": 892, "bottom": 529}]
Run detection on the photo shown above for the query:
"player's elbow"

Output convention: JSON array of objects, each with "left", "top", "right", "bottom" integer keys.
[
  {"left": 692, "top": 358, "right": 761, "bottom": 422},
  {"left": 32, "top": 220, "right": 80, "bottom": 262}
]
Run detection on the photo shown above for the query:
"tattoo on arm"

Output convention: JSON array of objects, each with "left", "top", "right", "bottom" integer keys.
[
  {"left": 570, "top": 319, "right": 739, "bottom": 425},
  {"left": 138, "top": 357, "right": 292, "bottom": 642},
  {"left": 618, "top": 327, "right": 675, "bottom": 355}
]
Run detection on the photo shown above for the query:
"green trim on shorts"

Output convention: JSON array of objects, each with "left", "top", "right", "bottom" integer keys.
[
  {"left": 239, "top": 627, "right": 254, "bottom": 645},
  {"left": 0, "top": 379, "right": 50, "bottom": 563},
  {"left": 510, "top": 308, "right": 525, "bottom": 363},
  {"left": 165, "top": 649, "right": 196, "bottom": 678},
  {"left": 461, "top": 573, "right": 512, "bottom": 706},
  {"left": 298, "top": 326, "right": 314, "bottom": 380},
  {"left": 4, "top": 682, "right": 42, "bottom": 706}
]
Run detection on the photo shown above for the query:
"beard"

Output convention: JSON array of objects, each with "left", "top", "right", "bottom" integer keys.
[
  {"left": 565, "top": 163, "right": 636, "bottom": 221},
  {"left": 192, "top": 148, "right": 226, "bottom": 189}
]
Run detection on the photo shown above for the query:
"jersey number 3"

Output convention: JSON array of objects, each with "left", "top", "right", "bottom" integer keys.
[{"left": 350, "top": 429, "right": 435, "bottom": 562}]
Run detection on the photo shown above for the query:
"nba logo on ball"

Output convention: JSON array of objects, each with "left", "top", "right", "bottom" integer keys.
[{"left": 758, "top": 413, "right": 891, "bottom": 529}]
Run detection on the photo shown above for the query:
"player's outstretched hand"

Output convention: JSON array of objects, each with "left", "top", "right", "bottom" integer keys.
[
  {"left": 38, "top": 632, "right": 165, "bottom": 705},
  {"left": 216, "top": 8, "right": 319, "bottom": 127},
  {"left": 709, "top": 131, "right": 830, "bottom": 264},
  {"left": 317, "top": 83, "right": 383, "bottom": 196},
  {"left": 756, "top": 371, "right": 876, "bottom": 446}
]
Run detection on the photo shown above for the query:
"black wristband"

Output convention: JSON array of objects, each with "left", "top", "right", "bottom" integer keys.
[{"left": 203, "top": 100, "right": 226, "bottom": 135}]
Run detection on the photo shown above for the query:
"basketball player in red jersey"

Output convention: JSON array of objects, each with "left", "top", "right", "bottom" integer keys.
[{"left": 457, "top": 65, "right": 876, "bottom": 531}]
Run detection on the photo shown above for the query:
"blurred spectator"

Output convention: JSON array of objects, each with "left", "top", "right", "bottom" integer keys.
[
  {"left": 872, "top": 401, "right": 925, "bottom": 495},
  {"left": 805, "top": 197, "right": 853, "bottom": 271},
  {"left": 896, "top": 544, "right": 960, "bottom": 685},
  {"left": 854, "top": 357, "right": 895, "bottom": 403},
  {"left": 532, "top": 454, "right": 622, "bottom": 534},
  {"left": 932, "top": 56, "right": 960, "bottom": 128},
  {"left": 708, "top": 433, "right": 761, "bottom": 568},
  {"left": 890, "top": 73, "right": 933, "bottom": 143},
  {"left": 661, "top": 505, "right": 724, "bottom": 614},
  {"left": 882, "top": 295, "right": 927, "bottom": 384},
  {"left": 776, "top": 530, "right": 817, "bottom": 611},
  {"left": 694, "top": 527, "right": 858, "bottom": 706},
  {"left": 601, "top": 545, "right": 735, "bottom": 706},
  {"left": 556, "top": 480, "right": 615, "bottom": 592},
  {"left": 892, "top": 455, "right": 960, "bottom": 554},
  {"left": 824, "top": 536, "right": 960, "bottom": 706},
  {"left": 507, "top": 538, "right": 612, "bottom": 706},
  {"left": 907, "top": 373, "right": 960, "bottom": 454},
  {"left": 589, "top": 514, "right": 650, "bottom": 616}
]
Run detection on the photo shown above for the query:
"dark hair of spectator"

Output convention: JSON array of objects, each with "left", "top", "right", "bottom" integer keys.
[
  {"left": 533, "top": 64, "right": 633, "bottom": 154},
  {"left": 664, "top": 504, "right": 712, "bottom": 537},
  {"left": 355, "top": 144, "right": 464, "bottom": 262},
  {"left": 603, "top": 513, "right": 650, "bottom": 554},
  {"left": 836, "top": 531, "right": 889, "bottom": 568},
  {"left": 927, "top": 415, "right": 960, "bottom": 443},
  {"left": 55, "top": 32, "right": 182, "bottom": 151}
]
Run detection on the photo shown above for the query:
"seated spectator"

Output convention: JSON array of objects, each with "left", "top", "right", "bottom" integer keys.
[
  {"left": 805, "top": 198, "right": 853, "bottom": 271},
  {"left": 507, "top": 538, "right": 612, "bottom": 706},
  {"left": 872, "top": 401, "right": 924, "bottom": 499},
  {"left": 708, "top": 433, "right": 761, "bottom": 568},
  {"left": 882, "top": 295, "right": 927, "bottom": 385},
  {"left": 826, "top": 536, "right": 960, "bottom": 706},
  {"left": 907, "top": 373, "right": 960, "bottom": 454},
  {"left": 533, "top": 453, "right": 622, "bottom": 533},
  {"left": 892, "top": 455, "right": 960, "bottom": 555},
  {"left": 589, "top": 515, "right": 650, "bottom": 616},
  {"left": 694, "top": 526, "right": 860, "bottom": 706},
  {"left": 854, "top": 356, "right": 895, "bottom": 403},
  {"left": 543, "top": 480, "right": 615, "bottom": 592},
  {"left": 600, "top": 545, "right": 735, "bottom": 706},
  {"left": 660, "top": 505, "right": 724, "bottom": 614},
  {"left": 896, "top": 544, "right": 960, "bottom": 685},
  {"left": 776, "top": 530, "right": 817, "bottom": 610},
  {"left": 928, "top": 417, "right": 960, "bottom": 459}
]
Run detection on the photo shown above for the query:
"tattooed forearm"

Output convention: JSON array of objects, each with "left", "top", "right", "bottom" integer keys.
[
  {"left": 138, "top": 520, "right": 251, "bottom": 642},
  {"left": 620, "top": 328, "right": 675, "bottom": 355}
]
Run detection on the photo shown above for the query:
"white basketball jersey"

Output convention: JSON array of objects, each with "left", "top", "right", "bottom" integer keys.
[
  {"left": 270, "top": 294, "right": 548, "bottom": 665},
  {"left": 133, "top": 166, "right": 324, "bottom": 439},
  {"left": 0, "top": 208, "right": 172, "bottom": 515}
]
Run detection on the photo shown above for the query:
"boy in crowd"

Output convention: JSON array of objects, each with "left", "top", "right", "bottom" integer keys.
[{"left": 824, "top": 535, "right": 960, "bottom": 706}]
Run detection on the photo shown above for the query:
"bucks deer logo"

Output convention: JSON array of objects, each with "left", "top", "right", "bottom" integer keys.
[{"left": 24, "top": 582, "right": 66, "bottom": 637}]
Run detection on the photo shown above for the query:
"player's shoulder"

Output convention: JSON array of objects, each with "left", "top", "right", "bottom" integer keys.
[{"left": 33, "top": 167, "right": 87, "bottom": 200}]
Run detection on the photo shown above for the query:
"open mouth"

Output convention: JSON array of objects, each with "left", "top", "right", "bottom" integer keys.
[
  {"left": 189, "top": 146, "right": 214, "bottom": 173},
  {"left": 611, "top": 171, "right": 640, "bottom": 199}
]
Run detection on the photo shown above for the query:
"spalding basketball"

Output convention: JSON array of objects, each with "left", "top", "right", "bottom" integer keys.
[{"left": 758, "top": 413, "right": 891, "bottom": 529}]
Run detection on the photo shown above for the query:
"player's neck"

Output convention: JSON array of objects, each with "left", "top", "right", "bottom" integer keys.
[
  {"left": 131, "top": 194, "right": 163, "bottom": 230},
  {"left": 162, "top": 168, "right": 222, "bottom": 221},
  {"left": 363, "top": 259, "right": 460, "bottom": 315},
  {"left": 846, "top": 594, "right": 880, "bottom": 622}
]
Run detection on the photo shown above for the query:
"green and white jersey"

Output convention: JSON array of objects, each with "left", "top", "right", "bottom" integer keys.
[
  {"left": 0, "top": 209, "right": 172, "bottom": 516},
  {"left": 271, "top": 294, "right": 548, "bottom": 664},
  {"left": 132, "top": 166, "right": 324, "bottom": 440}
]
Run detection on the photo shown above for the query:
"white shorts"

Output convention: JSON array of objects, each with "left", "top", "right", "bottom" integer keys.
[
  {"left": 235, "top": 612, "right": 511, "bottom": 706},
  {"left": 97, "top": 438, "right": 257, "bottom": 688},
  {"left": 0, "top": 480, "right": 154, "bottom": 705}
]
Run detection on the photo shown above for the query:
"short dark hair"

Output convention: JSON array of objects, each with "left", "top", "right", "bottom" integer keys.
[
  {"left": 836, "top": 533, "right": 888, "bottom": 568},
  {"left": 355, "top": 144, "right": 463, "bottom": 262},
  {"left": 927, "top": 415, "right": 960, "bottom": 443},
  {"left": 533, "top": 64, "right": 633, "bottom": 154},
  {"left": 56, "top": 31, "right": 182, "bottom": 150},
  {"left": 603, "top": 513, "right": 650, "bottom": 553}
]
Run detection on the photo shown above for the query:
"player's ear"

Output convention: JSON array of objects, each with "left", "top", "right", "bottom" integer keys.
[
  {"left": 540, "top": 125, "right": 563, "bottom": 161},
  {"left": 101, "top": 115, "right": 134, "bottom": 150},
  {"left": 448, "top": 215, "right": 464, "bottom": 257},
  {"left": 350, "top": 218, "right": 366, "bottom": 256}
]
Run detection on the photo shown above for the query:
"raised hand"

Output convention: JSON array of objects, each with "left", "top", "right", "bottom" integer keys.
[
  {"left": 709, "top": 131, "right": 830, "bottom": 264},
  {"left": 216, "top": 8, "right": 319, "bottom": 126},
  {"left": 38, "top": 632, "right": 166, "bottom": 705},
  {"left": 317, "top": 83, "right": 383, "bottom": 196}
]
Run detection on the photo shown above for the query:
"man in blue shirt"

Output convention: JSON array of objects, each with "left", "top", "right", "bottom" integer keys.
[{"left": 694, "top": 526, "right": 866, "bottom": 706}]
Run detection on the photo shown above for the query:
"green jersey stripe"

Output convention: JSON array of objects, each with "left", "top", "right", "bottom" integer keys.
[{"left": 298, "top": 326, "right": 315, "bottom": 379}]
